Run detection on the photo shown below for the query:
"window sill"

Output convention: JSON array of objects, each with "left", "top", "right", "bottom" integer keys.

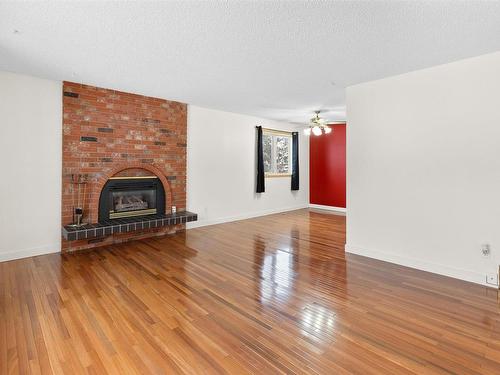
[{"left": 265, "top": 173, "right": 292, "bottom": 178}]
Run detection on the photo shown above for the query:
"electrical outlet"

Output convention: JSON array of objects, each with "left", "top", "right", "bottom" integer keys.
[{"left": 486, "top": 273, "right": 499, "bottom": 286}]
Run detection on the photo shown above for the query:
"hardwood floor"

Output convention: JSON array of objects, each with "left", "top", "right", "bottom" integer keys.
[{"left": 2, "top": 209, "right": 500, "bottom": 374}]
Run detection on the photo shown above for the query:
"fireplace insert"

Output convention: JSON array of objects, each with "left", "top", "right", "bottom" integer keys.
[{"left": 98, "top": 176, "right": 165, "bottom": 222}]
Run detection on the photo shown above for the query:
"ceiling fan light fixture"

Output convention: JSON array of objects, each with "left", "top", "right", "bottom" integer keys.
[
  {"left": 304, "top": 111, "right": 333, "bottom": 136},
  {"left": 312, "top": 126, "right": 322, "bottom": 136}
]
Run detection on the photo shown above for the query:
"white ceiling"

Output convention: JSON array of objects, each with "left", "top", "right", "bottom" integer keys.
[{"left": 2, "top": 1, "right": 500, "bottom": 124}]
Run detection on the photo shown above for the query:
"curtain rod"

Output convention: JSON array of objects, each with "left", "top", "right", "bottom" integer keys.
[
  {"left": 255, "top": 126, "right": 296, "bottom": 134},
  {"left": 255, "top": 123, "right": 346, "bottom": 134}
]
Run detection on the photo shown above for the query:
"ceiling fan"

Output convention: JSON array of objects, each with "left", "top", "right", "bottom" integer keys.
[{"left": 304, "top": 111, "right": 332, "bottom": 136}]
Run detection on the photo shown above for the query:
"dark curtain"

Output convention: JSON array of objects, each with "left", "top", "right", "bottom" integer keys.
[
  {"left": 256, "top": 126, "right": 265, "bottom": 193},
  {"left": 291, "top": 132, "right": 299, "bottom": 190}
]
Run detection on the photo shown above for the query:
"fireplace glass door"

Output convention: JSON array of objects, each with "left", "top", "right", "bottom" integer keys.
[
  {"left": 110, "top": 188, "right": 157, "bottom": 219},
  {"left": 98, "top": 176, "right": 165, "bottom": 222}
]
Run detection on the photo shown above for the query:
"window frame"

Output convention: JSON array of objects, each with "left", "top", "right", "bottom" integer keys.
[{"left": 262, "top": 129, "right": 293, "bottom": 178}]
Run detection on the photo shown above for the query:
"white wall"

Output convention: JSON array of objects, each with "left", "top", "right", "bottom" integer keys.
[
  {"left": 187, "top": 105, "right": 309, "bottom": 228},
  {"left": 0, "top": 71, "right": 62, "bottom": 261},
  {"left": 346, "top": 51, "right": 500, "bottom": 286},
  {"left": 0, "top": 74, "right": 309, "bottom": 260}
]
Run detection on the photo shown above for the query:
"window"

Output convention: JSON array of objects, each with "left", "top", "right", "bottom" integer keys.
[{"left": 263, "top": 130, "right": 292, "bottom": 177}]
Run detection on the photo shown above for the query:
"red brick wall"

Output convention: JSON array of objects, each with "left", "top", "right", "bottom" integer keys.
[{"left": 62, "top": 82, "right": 187, "bottom": 252}]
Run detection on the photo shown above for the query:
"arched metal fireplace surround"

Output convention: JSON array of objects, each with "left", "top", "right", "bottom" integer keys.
[
  {"left": 89, "top": 163, "right": 172, "bottom": 224},
  {"left": 98, "top": 176, "right": 165, "bottom": 222}
]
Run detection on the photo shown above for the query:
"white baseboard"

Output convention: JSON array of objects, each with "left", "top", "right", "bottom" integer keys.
[
  {"left": 345, "top": 243, "right": 494, "bottom": 288},
  {"left": 309, "top": 204, "right": 346, "bottom": 214},
  {"left": 0, "top": 243, "right": 60, "bottom": 263},
  {"left": 186, "top": 204, "right": 309, "bottom": 229}
]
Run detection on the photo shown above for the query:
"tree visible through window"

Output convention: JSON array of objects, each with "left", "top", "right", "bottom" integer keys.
[{"left": 262, "top": 131, "right": 292, "bottom": 176}]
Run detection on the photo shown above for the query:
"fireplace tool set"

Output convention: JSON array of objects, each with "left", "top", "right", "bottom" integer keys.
[{"left": 68, "top": 173, "right": 88, "bottom": 227}]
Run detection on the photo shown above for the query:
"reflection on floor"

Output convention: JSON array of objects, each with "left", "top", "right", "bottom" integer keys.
[{"left": 2, "top": 209, "right": 500, "bottom": 374}]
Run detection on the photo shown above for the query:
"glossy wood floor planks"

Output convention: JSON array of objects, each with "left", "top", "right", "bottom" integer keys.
[{"left": 1, "top": 209, "right": 500, "bottom": 374}]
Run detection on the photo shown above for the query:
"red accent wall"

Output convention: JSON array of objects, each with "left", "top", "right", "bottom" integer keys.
[{"left": 310, "top": 124, "right": 346, "bottom": 208}]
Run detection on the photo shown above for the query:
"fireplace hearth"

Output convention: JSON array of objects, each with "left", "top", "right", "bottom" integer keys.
[
  {"left": 98, "top": 176, "right": 165, "bottom": 222},
  {"left": 63, "top": 167, "right": 197, "bottom": 244}
]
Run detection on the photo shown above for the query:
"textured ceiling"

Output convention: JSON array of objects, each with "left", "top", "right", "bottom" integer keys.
[{"left": 1, "top": 1, "right": 500, "bottom": 124}]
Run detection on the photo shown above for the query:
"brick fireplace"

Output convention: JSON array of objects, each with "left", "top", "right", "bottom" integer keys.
[{"left": 62, "top": 82, "right": 187, "bottom": 252}]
